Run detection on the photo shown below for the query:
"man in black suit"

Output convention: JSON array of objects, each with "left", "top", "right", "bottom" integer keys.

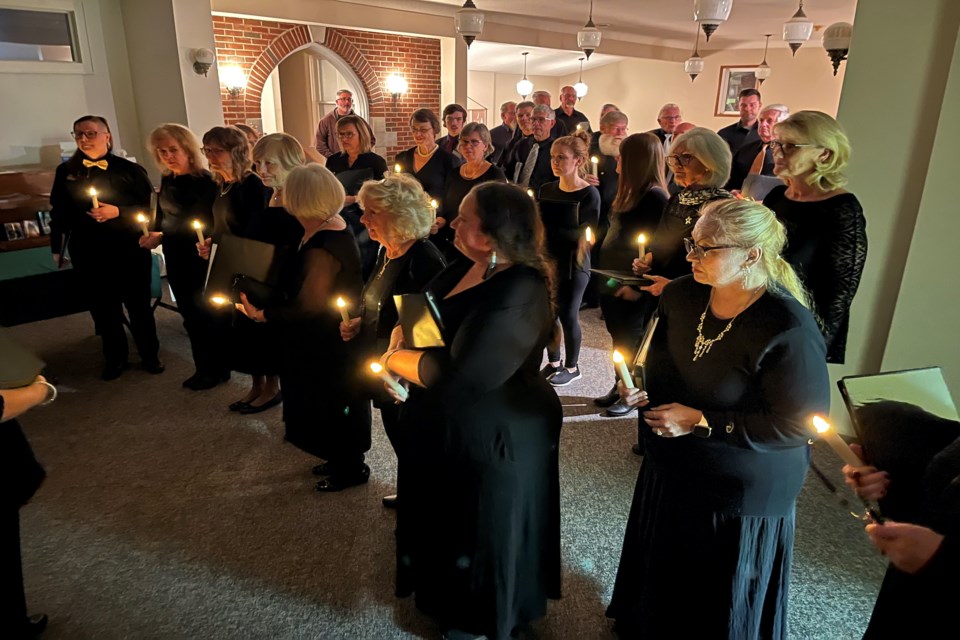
[
  {"left": 555, "top": 85, "right": 591, "bottom": 135},
  {"left": 647, "top": 103, "right": 683, "bottom": 189},
  {"left": 726, "top": 104, "right": 789, "bottom": 193},
  {"left": 510, "top": 104, "right": 558, "bottom": 193},
  {"left": 489, "top": 101, "right": 517, "bottom": 164},
  {"left": 499, "top": 101, "right": 534, "bottom": 172},
  {"left": 718, "top": 88, "right": 762, "bottom": 154}
]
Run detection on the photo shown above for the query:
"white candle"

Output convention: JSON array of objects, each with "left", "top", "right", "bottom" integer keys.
[
  {"left": 585, "top": 227, "right": 593, "bottom": 244},
  {"left": 370, "top": 362, "right": 408, "bottom": 400},
  {"left": 88, "top": 187, "right": 99, "bottom": 209},
  {"left": 135, "top": 213, "right": 150, "bottom": 236},
  {"left": 638, "top": 233, "right": 647, "bottom": 259},
  {"left": 590, "top": 156, "right": 599, "bottom": 177},
  {"left": 612, "top": 350, "right": 635, "bottom": 389},
  {"left": 812, "top": 416, "right": 864, "bottom": 467},
  {"left": 192, "top": 219, "right": 205, "bottom": 244},
  {"left": 335, "top": 296, "right": 351, "bottom": 324},
  {"left": 394, "top": 163, "right": 402, "bottom": 174}
]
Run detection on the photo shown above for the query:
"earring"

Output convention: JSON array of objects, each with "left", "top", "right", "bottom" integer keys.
[
  {"left": 484, "top": 251, "right": 497, "bottom": 280},
  {"left": 741, "top": 265, "right": 751, "bottom": 289}
]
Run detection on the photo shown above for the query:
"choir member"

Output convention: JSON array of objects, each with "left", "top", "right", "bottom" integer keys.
[{"left": 394, "top": 109, "right": 460, "bottom": 201}]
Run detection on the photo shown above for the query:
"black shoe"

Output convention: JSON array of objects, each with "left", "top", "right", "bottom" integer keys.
[
  {"left": 142, "top": 359, "right": 165, "bottom": 374},
  {"left": 24, "top": 613, "right": 48, "bottom": 638},
  {"left": 185, "top": 371, "right": 229, "bottom": 391},
  {"left": 228, "top": 400, "right": 250, "bottom": 412},
  {"left": 594, "top": 384, "right": 620, "bottom": 407},
  {"left": 549, "top": 366, "right": 582, "bottom": 387},
  {"left": 540, "top": 362, "right": 562, "bottom": 380},
  {"left": 605, "top": 399, "right": 636, "bottom": 417},
  {"left": 101, "top": 362, "right": 128, "bottom": 381},
  {"left": 311, "top": 462, "right": 331, "bottom": 476},
  {"left": 632, "top": 443, "right": 644, "bottom": 456},
  {"left": 315, "top": 464, "right": 370, "bottom": 492},
  {"left": 238, "top": 393, "right": 282, "bottom": 414},
  {"left": 382, "top": 494, "right": 398, "bottom": 508}
]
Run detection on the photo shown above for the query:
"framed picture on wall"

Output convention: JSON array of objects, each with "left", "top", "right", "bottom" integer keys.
[{"left": 716, "top": 66, "right": 759, "bottom": 116}]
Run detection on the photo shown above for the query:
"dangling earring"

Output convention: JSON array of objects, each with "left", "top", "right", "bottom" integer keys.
[
  {"left": 741, "top": 265, "right": 751, "bottom": 289},
  {"left": 484, "top": 251, "right": 497, "bottom": 280}
]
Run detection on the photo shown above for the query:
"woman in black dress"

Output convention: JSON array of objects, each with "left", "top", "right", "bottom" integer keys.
[
  {"left": 326, "top": 114, "right": 388, "bottom": 278},
  {"left": 593, "top": 132, "right": 668, "bottom": 415},
  {"left": 238, "top": 164, "right": 371, "bottom": 491},
  {"left": 49, "top": 115, "right": 160, "bottom": 381},
  {"left": 763, "top": 111, "right": 866, "bottom": 364},
  {"left": 537, "top": 131, "right": 601, "bottom": 386},
  {"left": 250, "top": 133, "right": 306, "bottom": 251},
  {"left": 394, "top": 109, "right": 459, "bottom": 201},
  {"left": 198, "top": 126, "right": 279, "bottom": 413},
  {"left": 380, "top": 182, "right": 561, "bottom": 639},
  {"left": 607, "top": 198, "right": 830, "bottom": 639},
  {"left": 141, "top": 124, "right": 225, "bottom": 390},
  {"left": 435, "top": 122, "right": 506, "bottom": 261},
  {"left": 339, "top": 174, "right": 446, "bottom": 506}
]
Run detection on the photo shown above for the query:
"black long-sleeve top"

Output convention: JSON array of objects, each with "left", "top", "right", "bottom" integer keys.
[
  {"left": 763, "top": 185, "right": 867, "bottom": 364},
  {"left": 587, "top": 141, "right": 619, "bottom": 229},
  {"left": 649, "top": 187, "right": 732, "bottom": 280},
  {"left": 326, "top": 152, "right": 389, "bottom": 186},
  {"left": 49, "top": 152, "right": 153, "bottom": 257},
  {"left": 211, "top": 173, "right": 270, "bottom": 242},
  {"left": 537, "top": 181, "right": 601, "bottom": 277},
  {"left": 642, "top": 275, "right": 830, "bottom": 516},
  {"left": 436, "top": 165, "right": 506, "bottom": 256},
  {"left": 597, "top": 188, "right": 668, "bottom": 271},
  {"left": 395, "top": 147, "right": 460, "bottom": 201},
  {"left": 154, "top": 171, "right": 217, "bottom": 253}
]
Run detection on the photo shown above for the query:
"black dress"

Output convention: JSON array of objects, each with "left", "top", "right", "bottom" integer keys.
[
  {"left": 649, "top": 187, "right": 732, "bottom": 281},
  {"left": 326, "top": 151, "right": 389, "bottom": 278},
  {"left": 48, "top": 152, "right": 158, "bottom": 368},
  {"left": 155, "top": 171, "right": 222, "bottom": 377},
  {"left": 606, "top": 275, "right": 830, "bottom": 639},
  {"left": 763, "top": 185, "right": 867, "bottom": 364},
  {"left": 436, "top": 165, "right": 506, "bottom": 261},
  {"left": 263, "top": 228, "right": 370, "bottom": 473},
  {"left": 397, "top": 263, "right": 562, "bottom": 639},
  {"left": 394, "top": 147, "right": 459, "bottom": 201}
]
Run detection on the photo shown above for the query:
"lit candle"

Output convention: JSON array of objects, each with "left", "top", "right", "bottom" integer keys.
[
  {"left": 135, "top": 213, "right": 149, "bottom": 236},
  {"left": 812, "top": 416, "right": 864, "bottom": 467},
  {"left": 585, "top": 226, "right": 593, "bottom": 244},
  {"left": 88, "top": 187, "right": 99, "bottom": 209},
  {"left": 192, "top": 219, "right": 205, "bottom": 244},
  {"left": 612, "top": 350, "right": 635, "bottom": 389},
  {"left": 526, "top": 189, "right": 534, "bottom": 198},
  {"left": 210, "top": 295, "right": 229, "bottom": 306},
  {"left": 638, "top": 233, "right": 647, "bottom": 259},
  {"left": 576, "top": 123, "right": 583, "bottom": 132},
  {"left": 394, "top": 163, "right": 402, "bottom": 174},
  {"left": 590, "top": 156, "right": 599, "bottom": 177},
  {"left": 430, "top": 199, "right": 438, "bottom": 210},
  {"left": 335, "top": 296, "right": 351, "bottom": 324},
  {"left": 370, "top": 362, "right": 408, "bottom": 401}
]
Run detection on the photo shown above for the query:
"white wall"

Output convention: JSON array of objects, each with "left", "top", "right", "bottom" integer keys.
[
  {"left": 172, "top": 0, "right": 224, "bottom": 137},
  {"left": 467, "top": 71, "right": 560, "bottom": 122}
]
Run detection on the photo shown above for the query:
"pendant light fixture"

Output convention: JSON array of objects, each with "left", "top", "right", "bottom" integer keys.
[
  {"left": 683, "top": 25, "right": 705, "bottom": 82},
  {"left": 577, "top": 0, "right": 602, "bottom": 60},
  {"left": 822, "top": 22, "right": 853, "bottom": 76},
  {"left": 782, "top": 0, "right": 814, "bottom": 56},
  {"left": 454, "top": 0, "right": 485, "bottom": 49},
  {"left": 574, "top": 57, "right": 589, "bottom": 99},
  {"left": 516, "top": 52, "right": 533, "bottom": 98},
  {"left": 693, "top": 0, "right": 733, "bottom": 42},
  {"left": 755, "top": 34, "right": 773, "bottom": 86}
]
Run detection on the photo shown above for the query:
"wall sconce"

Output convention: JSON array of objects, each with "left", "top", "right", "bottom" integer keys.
[
  {"left": 220, "top": 65, "right": 246, "bottom": 98},
  {"left": 822, "top": 22, "right": 853, "bottom": 76},
  {"left": 191, "top": 48, "right": 215, "bottom": 76},
  {"left": 386, "top": 74, "right": 408, "bottom": 100}
]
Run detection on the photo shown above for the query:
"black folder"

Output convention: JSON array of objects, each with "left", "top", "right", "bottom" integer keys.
[
  {"left": 204, "top": 233, "right": 282, "bottom": 308},
  {"left": 590, "top": 269, "right": 653, "bottom": 287},
  {"left": 394, "top": 291, "right": 446, "bottom": 349},
  {"left": 0, "top": 328, "right": 45, "bottom": 389},
  {"left": 631, "top": 314, "right": 659, "bottom": 392},
  {"left": 336, "top": 168, "right": 376, "bottom": 195}
]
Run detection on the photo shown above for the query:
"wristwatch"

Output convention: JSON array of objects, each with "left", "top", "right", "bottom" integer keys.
[{"left": 691, "top": 413, "right": 711, "bottom": 438}]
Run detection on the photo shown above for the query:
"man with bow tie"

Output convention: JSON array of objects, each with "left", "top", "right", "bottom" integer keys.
[{"left": 49, "top": 115, "right": 161, "bottom": 381}]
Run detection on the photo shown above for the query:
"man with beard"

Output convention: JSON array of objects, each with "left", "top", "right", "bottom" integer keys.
[
  {"left": 583, "top": 110, "right": 629, "bottom": 307},
  {"left": 555, "top": 85, "right": 592, "bottom": 135}
]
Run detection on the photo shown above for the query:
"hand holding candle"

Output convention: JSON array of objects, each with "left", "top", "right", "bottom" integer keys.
[
  {"left": 335, "top": 296, "right": 351, "bottom": 324},
  {"left": 612, "top": 350, "right": 635, "bottom": 389},
  {"left": 637, "top": 233, "right": 647, "bottom": 260},
  {"left": 812, "top": 416, "right": 864, "bottom": 467},
  {"left": 135, "top": 213, "right": 150, "bottom": 237},
  {"left": 192, "top": 219, "right": 205, "bottom": 244},
  {"left": 370, "top": 362, "right": 408, "bottom": 401},
  {"left": 88, "top": 187, "right": 99, "bottom": 209}
]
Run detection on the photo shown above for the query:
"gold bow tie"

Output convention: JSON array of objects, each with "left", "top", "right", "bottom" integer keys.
[{"left": 83, "top": 159, "right": 108, "bottom": 170}]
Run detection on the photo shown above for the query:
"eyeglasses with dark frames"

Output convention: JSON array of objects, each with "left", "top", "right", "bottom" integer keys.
[
  {"left": 72, "top": 131, "right": 104, "bottom": 140},
  {"left": 683, "top": 237, "right": 740, "bottom": 261},
  {"left": 769, "top": 140, "right": 817, "bottom": 155},
  {"left": 665, "top": 153, "right": 697, "bottom": 168}
]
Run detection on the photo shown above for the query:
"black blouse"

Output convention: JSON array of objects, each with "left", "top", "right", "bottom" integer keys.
[
  {"left": 155, "top": 171, "right": 217, "bottom": 251},
  {"left": 326, "top": 152, "right": 389, "bottom": 187},
  {"left": 395, "top": 147, "right": 460, "bottom": 201},
  {"left": 211, "top": 173, "right": 270, "bottom": 242},
  {"left": 538, "top": 181, "right": 601, "bottom": 277},
  {"left": 763, "top": 185, "right": 867, "bottom": 364},
  {"left": 436, "top": 165, "right": 507, "bottom": 255},
  {"left": 650, "top": 187, "right": 732, "bottom": 280},
  {"left": 597, "top": 188, "right": 668, "bottom": 271}
]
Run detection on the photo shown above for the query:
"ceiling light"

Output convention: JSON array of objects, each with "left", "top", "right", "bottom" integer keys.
[
  {"left": 684, "top": 26, "right": 704, "bottom": 82},
  {"left": 755, "top": 34, "right": 772, "bottom": 86},
  {"left": 822, "top": 22, "right": 853, "bottom": 76},
  {"left": 455, "top": 0, "right": 484, "bottom": 49},
  {"left": 783, "top": 0, "right": 814, "bottom": 56},
  {"left": 574, "top": 57, "right": 588, "bottom": 98},
  {"left": 516, "top": 52, "right": 533, "bottom": 98},
  {"left": 577, "top": 0, "right": 602, "bottom": 60},
  {"left": 694, "top": 0, "right": 733, "bottom": 42}
]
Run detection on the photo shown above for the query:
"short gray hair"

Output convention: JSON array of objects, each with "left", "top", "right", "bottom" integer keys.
[
  {"left": 532, "top": 104, "right": 555, "bottom": 119},
  {"left": 517, "top": 100, "right": 535, "bottom": 111},
  {"left": 670, "top": 127, "right": 732, "bottom": 188},
  {"left": 658, "top": 103, "right": 681, "bottom": 118},
  {"left": 761, "top": 104, "right": 790, "bottom": 121},
  {"left": 600, "top": 111, "right": 628, "bottom": 127},
  {"left": 336, "top": 89, "right": 353, "bottom": 98},
  {"left": 532, "top": 90, "right": 552, "bottom": 100},
  {"left": 357, "top": 173, "right": 435, "bottom": 243},
  {"left": 500, "top": 101, "right": 517, "bottom": 114}
]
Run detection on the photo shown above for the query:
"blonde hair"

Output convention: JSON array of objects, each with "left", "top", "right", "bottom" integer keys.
[
  {"left": 698, "top": 199, "right": 811, "bottom": 309},
  {"left": 252, "top": 133, "right": 306, "bottom": 188},
  {"left": 551, "top": 130, "right": 592, "bottom": 178},
  {"left": 336, "top": 115, "right": 372, "bottom": 154},
  {"left": 283, "top": 164, "right": 346, "bottom": 222},
  {"left": 773, "top": 110, "right": 850, "bottom": 192},
  {"left": 149, "top": 124, "right": 206, "bottom": 176},
  {"left": 671, "top": 127, "right": 732, "bottom": 188},
  {"left": 357, "top": 173, "right": 435, "bottom": 244}
]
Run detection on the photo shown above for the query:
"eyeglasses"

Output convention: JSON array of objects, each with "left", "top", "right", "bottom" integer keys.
[
  {"left": 684, "top": 237, "right": 739, "bottom": 261},
  {"left": 459, "top": 139, "right": 485, "bottom": 147},
  {"left": 411, "top": 126, "right": 433, "bottom": 135},
  {"left": 665, "top": 153, "right": 697, "bottom": 169},
  {"left": 769, "top": 140, "right": 817, "bottom": 155},
  {"left": 201, "top": 147, "right": 227, "bottom": 155},
  {"left": 337, "top": 132, "right": 357, "bottom": 139},
  {"left": 531, "top": 117, "right": 551, "bottom": 124},
  {"left": 608, "top": 126, "right": 628, "bottom": 135},
  {"left": 72, "top": 131, "right": 104, "bottom": 140},
  {"left": 660, "top": 115, "right": 683, "bottom": 121},
  {"left": 550, "top": 155, "right": 574, "bottom": 164}
]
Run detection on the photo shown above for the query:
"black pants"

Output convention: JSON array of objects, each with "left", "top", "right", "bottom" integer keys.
[
  {"left": 165, "top": 245, "right": 229, "bottom": 376},
  {"left": 1, "top": 510, "right": 27, "bottom": 635},
  {"left": 548, "top": 270, "right": 590, "bottom": 368},
  {"left": 75, "top": 249, "right": 159, "bottom": 367}
]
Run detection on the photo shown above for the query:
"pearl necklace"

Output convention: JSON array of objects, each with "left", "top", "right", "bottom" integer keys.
[{"left": 416, "top": 145, "right": 438, "bottom": 158}]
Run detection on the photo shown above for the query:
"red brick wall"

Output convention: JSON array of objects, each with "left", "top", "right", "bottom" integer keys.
[{"left": 212, "top": 16, "right": 441, "bottom": 160}]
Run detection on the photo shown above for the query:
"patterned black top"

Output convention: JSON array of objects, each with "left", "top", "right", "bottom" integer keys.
[{"left": 649, "top": 187, "right": 733, "bottom": 280}]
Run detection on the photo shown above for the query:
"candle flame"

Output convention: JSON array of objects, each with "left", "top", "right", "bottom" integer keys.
[
  {"left": 370, "top": 362, "right": 384, "bottom": 374},
  {"left": 585, "top": 227, "right": 593, "bottom": 243},
  {"left": 638, "top": 233, "right": 647, "bottom": 244},
  {"left": 88, "top": 187, "right": 97, "bottom": 196},
  {"left": 192, "top": 220, "right": 203, "bottom": 230},
  {"left": 210, "top": 295, "right": 228, "bottom": 305},
  {"left": 576, "top": 123, "right": 582, "bottom": 131},
  {"left": 812, "top": 415, "right": 831, "bottom": 434},
  {"left": 526, "top": 189, "right": 534, "bottom": 198},
  {"left": 612, "top": 350, "right": 625, "bottom": 363},
  {"left": 336, "top": 296, "right": 346, "bottom": 309},
  {"left": 590, "top": 156, "right": 599, "bottom": 164},
  {"left": 430, "top": 199, "right": 438, "bottom": 209},
  {"left": 394, "top": 164, "right": 402, "bottom": 173}
]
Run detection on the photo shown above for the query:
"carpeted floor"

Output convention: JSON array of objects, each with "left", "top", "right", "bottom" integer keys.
[{"left": 11, "top": 303, "right": 886, "bottom": 639}]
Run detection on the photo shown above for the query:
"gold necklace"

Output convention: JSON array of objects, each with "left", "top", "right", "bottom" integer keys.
[
  {"left": 219, "top": 182, "right": 234, "bottom": 197},
  {"left": 692, "top": 287, "right": 765, "bottom": 362}
]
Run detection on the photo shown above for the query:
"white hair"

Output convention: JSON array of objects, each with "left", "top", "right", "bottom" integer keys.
[
  {"left": 658, "top": 103, "right": 681, "bottom": 117},
  {"left": 762, "top": 104, "right": 790, "bottom": 121},
  {"left": 532, "top": 104, "right": 555, "bottom": 119}
]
